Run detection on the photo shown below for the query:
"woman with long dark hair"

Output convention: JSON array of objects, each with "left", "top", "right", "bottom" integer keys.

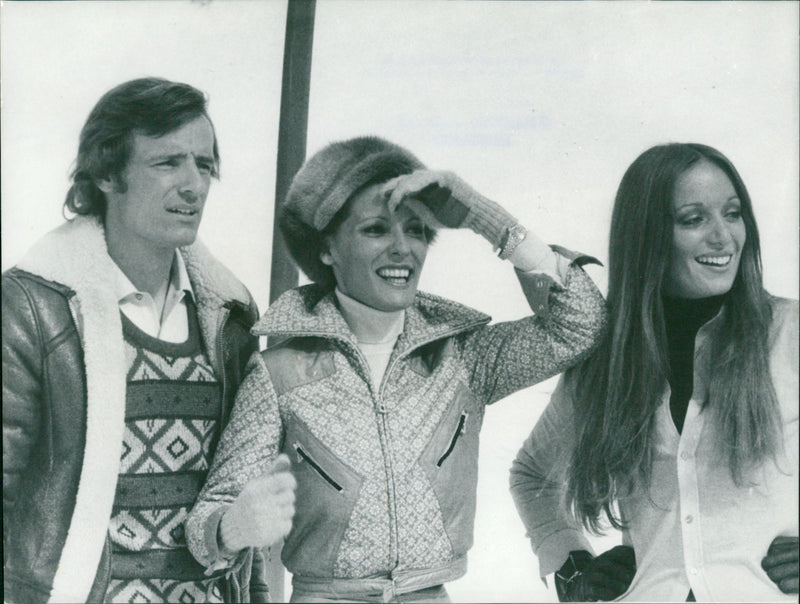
[{"left": 510, "top": 143, "right": 798, "bottom": 602}]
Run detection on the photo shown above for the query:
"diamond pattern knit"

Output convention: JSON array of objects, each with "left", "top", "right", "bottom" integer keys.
[{"left": 105, "top": 300, "right": 222, "bottom": 603}]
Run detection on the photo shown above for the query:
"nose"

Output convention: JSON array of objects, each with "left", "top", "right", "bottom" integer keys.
[
  {"left": 389, "top": 227, "right": 411, "bottom": 257},
  {"left": 179, "top": 159, "right": 206, "bottom": 202},
  {"left": 707, "top": 215, "right": 734, "bottom": 248}
]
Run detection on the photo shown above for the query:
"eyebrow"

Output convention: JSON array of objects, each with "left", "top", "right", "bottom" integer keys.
[
  {"left": 356, "top": 215, "right": 390, "bottom": 224},
  {"left": 676, "top": 195, "right": 741, "bottom": 210},
  {"left": 147, "top": 152, "right": 215, "bottom": 164}
]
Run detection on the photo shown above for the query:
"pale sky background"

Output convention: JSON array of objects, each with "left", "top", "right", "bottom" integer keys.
[{"left": 2, "top": 1, "right": 798, "bottom": 602}]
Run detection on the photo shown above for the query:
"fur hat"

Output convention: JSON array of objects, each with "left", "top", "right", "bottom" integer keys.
[
  {"left": 279, "top": 136, "right": 425, "bottom": 287},
  {"left": 284, "top": 136, "right": 425, "bottom": 231}
]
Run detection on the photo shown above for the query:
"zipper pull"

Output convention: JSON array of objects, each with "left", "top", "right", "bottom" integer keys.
[{"left": 460, "top": 411, "right": 470, "bottom": 435}]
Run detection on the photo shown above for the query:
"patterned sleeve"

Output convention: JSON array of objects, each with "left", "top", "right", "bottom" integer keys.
[
  {"left": 509, "top": 375, "right": 594, "bottom": 577},
  {"left": 458, "top": 260, "right": 607, "bottom": 405},
  {"left": 186, "top": 351, "right": 282, "bottom": 569}
]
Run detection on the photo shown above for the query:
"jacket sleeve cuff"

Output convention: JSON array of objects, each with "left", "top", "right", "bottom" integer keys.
[
  {"left": 515, "top": 245, "right": 602, "bottom": 321},
  {"left": 549, "top": 244, "right": 602, "bottom": 269},
  {"left": 535, "top": 528, "right": 595, "bottom": 578},
  {"left": 201, "top": 505, "right": 240, "bottom": 575}
]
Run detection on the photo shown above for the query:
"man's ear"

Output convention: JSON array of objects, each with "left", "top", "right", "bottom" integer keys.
[
  {"left": 320, "top": 236, "right": 334, "bottom": 266},
  {"left": 96, "top": 177, "right": 115, "bottom": 194}
]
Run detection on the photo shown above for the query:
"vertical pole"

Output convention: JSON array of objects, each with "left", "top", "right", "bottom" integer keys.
[
  {"left": 263, "top": 2, "right": 316, "bottom": 600},
  {"left": 270, "top": 0, "right": 316, "bottom": 303}
]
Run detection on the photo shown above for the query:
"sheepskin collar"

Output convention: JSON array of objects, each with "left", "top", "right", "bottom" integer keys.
[
  {"left": 254, "top": 284, "right": 491, "bottom": 352},
  {"left": 16, "top": 215, "right": 251, "bottom": 373},
  {"left": 18, "top": 215, "right": 250, "bottom": 310}
]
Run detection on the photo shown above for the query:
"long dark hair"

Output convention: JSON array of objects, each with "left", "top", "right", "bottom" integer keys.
[{"left": 565, "top": 143, "right": 780, "bottom": 532}]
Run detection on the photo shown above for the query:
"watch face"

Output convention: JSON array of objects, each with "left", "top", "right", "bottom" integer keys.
[{"left": 500, "top": 223, "right": 527, "bottom": 260}]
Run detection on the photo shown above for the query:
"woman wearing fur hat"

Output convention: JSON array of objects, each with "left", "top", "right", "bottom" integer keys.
[{"left": 186, "top": 136, "right": 607, "bottom": 602}]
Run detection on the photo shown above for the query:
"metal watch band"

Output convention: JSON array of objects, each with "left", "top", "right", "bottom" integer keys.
[{"left": 498, "top": 223, "right": 528, "bottom": 260}]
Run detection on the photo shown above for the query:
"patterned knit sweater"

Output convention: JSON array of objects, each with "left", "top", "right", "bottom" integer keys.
[{"left": 105, "top": 299, "right": 223, "bottom": 603}]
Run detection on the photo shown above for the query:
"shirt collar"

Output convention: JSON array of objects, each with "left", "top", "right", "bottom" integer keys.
[
  {"left": 172, "top": 251, "right": 194, "bottom": 301},
  {"left": 113, "top": 251, "right": 195, "bottom": 305}
]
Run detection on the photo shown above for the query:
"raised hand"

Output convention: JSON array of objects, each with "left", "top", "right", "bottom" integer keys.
[
  {"left": 555, "top": 546, "right": 636, "bottom": 602},
  {"left": 219, "top": 454, "right": 297, "bottom": 553},
  {"left": 381, "top": 170, "right": 516, "bottom": 249},
  {"left": 761, "top": 535, "right": 799, "bottom": 594}
]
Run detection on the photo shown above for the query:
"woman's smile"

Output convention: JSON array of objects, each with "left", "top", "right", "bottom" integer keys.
[
  {"left": 376, "top": 265, "right": 414, "bottom": 286},
  {"left": 695, "top": 253, "right": 733, "bottom": 267}
]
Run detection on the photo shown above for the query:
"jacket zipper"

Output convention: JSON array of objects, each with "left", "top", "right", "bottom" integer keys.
[
  {"left": 437, "top": 411, "right": 468, "bottom": 467},
  {"left": 294, "top": 443, "right": 343, "bottom": 492},
  {"left": 374, "top": 345, "right": 406, "bottom": 570}
]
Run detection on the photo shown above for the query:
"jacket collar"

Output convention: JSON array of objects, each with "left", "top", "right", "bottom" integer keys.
[
  {"left": 254, "top": 284, "right": 491, "bottom": 352},
  {"left": 16, "top": 215, "right": 251, "bottom": 309},
  {"left": 16, "top": 215, "right": 252, "bottom": 374}
]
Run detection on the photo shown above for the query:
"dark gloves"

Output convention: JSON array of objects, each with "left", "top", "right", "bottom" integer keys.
[
  {"left": 555, "top": 546, "right": 636, "bottom": 602},
  {"left": 761, "top": 535, "right": 799, "bottom": 594}
]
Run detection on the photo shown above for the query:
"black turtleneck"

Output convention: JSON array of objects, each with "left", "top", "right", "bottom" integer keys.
[{"left": 662, "top": 294, "right": 726, "bottom": 433}]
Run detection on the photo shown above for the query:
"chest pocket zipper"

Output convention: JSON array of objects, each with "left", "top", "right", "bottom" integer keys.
[
  {"left": 294, "top": 443, "right": 344, "bottom": 492},
  {"left": 437, "top": 411, "right": 469, "bottom": 467}
]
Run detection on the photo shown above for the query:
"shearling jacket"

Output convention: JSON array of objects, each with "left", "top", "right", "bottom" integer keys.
[
  {"left": 2, "top": 216, "right": 263, "bottom": 604},
  {"left": 187, "top": 257, "right": 607, "bottom": 602}
]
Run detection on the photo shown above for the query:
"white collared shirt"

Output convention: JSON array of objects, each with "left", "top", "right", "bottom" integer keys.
[
  {"left": 114, "top": 252, "right": 194, "bottom": 343},
  {"left": 511, "top": 299, "right": 799, "bottom": 602}
]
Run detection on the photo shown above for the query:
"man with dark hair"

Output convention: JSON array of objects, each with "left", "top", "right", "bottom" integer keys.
[{"left": 2, "top": 77, "right": 294, "bottom": 603}]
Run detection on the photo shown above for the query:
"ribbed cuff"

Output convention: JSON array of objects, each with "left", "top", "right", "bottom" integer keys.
[{"left": 462, "top": 195, "right": 517, "bottom": 249}]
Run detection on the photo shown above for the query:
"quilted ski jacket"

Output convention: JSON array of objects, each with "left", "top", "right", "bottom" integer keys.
[{"left": 187, "top": 258, "right": 606, "bottom": 600}]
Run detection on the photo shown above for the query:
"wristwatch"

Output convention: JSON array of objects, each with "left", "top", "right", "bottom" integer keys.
[{"left": 498, "top": 223, "right": 527, "bottom": 260}]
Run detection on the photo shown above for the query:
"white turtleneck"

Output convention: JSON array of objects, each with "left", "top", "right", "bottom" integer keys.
[{"left": 334, "top": 288, "right": 405, "bottom": 390}]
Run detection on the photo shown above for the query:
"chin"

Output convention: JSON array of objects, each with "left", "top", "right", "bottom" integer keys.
[
  {"left": 171, "top": 232, "right": 200, "bottom": 248},
  {"left": 701, "top": 278, "right": 737, "bottom": 297},
  {"left": 376, "top": 293, "right": 417, "bottom": 312},
  {"left": 679, "top": 283, "right": 734, "bottom": 299}
]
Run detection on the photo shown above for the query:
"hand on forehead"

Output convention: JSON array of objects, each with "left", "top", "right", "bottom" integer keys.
[{"left": 382, "top": 170, "right": 469, "bottom": 231}]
